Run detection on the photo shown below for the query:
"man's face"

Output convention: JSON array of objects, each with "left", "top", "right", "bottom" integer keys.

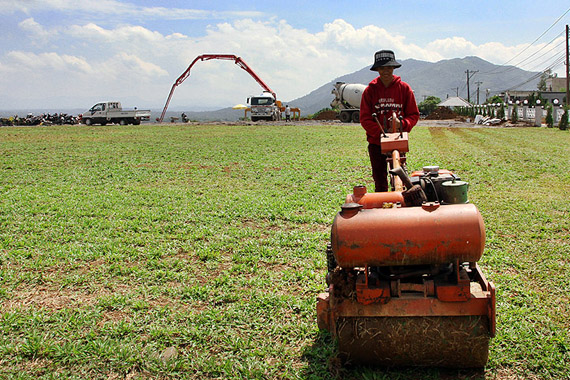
[{"left": 377, "top": 66, "right": 394, "bottom": 82}]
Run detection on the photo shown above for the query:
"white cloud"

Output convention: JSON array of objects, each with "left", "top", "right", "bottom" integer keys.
[
  {"left": 0, "top": 0, "right": 264, "bottom": 19},
  {"left": 0, "top": 49, "right": 168, "bottom": 108},
  {"left": 425, "top": 36, "right": 515, "bottom": 62},
  {"left": 137, "top": 7, "right": 264, "bottom": 20},
  {"left": 18, "top": 17, "right": 52, "bottom": 42},
  {"left": 1, "top": 14, "right": 564, "bottom": 110},
  {"left": 67, "top": 23, "right": 166, "bottom": 44},
  {"left": 104, "top": 52, "right": 168, "bottom": 78},
  {"left": 425, "top": 36, "right": 565, "bottom": 73},
  {"left": 6, "top": 51, "right": 93, "bottom": 73},
  {"left": 0, "top": 0, "right": 129, "bottom": 14}
]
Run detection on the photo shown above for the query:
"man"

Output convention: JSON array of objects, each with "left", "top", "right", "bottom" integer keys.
[
  {"left": 285, "top": 105, "right": 291, "bottom": 122},
  {"left": 360, "top": 50, "right": 419, "bottom": 192}
]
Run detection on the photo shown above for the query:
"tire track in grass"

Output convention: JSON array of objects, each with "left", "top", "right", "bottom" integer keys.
[
  {"left": 428, "top": 127, "right": 570, "bottom": 373},
  {"left": 383, "top": 126, "right": 452, "bottom": 177},
  {"left": 439, "top": 128, "right": 567, "bottom": 193},
  {"left": 469, "top": 130, "right": 569, "bottom": 355},
  {"left": 427, "top": 127, "right": 449, "bottom": 153},
  {"left": 426, "top": 127, "right": 489, "bottom": 176},
  {"left": 459, "top": 128, "right": 569, "bottom": 183}
]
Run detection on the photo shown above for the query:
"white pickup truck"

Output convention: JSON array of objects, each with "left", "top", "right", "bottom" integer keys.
[{"left": 81, "top": 101, "right": 151, "bottom": 126}]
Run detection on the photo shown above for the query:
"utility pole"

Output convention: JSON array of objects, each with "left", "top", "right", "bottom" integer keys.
[
  {"left": 465, "top": 70, "right": 479, "bottom": 104},
  {"left": 451, "top": 87, "right": 459, "bottom": 97},
  {"left": 475, "top": 81, "right": 483, "bottom": 105},
  {"left": 566, "top": 24, "right": 569, "bottom": 106},
  {"left": 566, "top": 25, "right": 570, "bottom": 106}
]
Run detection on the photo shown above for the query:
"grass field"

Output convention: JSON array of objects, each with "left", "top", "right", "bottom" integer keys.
[{"left": 1, "top": 122, "right": 569, "bottom": 379}]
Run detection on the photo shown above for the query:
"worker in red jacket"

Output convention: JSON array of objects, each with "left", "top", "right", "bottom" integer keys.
[{"left": 360, "top": 50, "right": 419, "bottom": 192}]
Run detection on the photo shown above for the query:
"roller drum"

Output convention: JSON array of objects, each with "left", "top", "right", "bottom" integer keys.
[{"left": 337, "top": 316, "right": 490, "bottom": 367}]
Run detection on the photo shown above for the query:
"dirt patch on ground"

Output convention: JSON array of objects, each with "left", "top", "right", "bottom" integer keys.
[
  {"left": 310, "top": 110, "right": 339, "bottom": 120},
  {"left": 425, "top": 107, "right": 459, "bottom": 120},
  {"left": 2, "top": 286, "right": 83, "bottom": 311}
]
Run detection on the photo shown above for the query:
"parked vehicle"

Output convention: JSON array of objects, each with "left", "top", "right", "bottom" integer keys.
[
  {"left": 331, "top": 82, "right": 367, "bottom": 123},
  {"left": 81, "top": 102, "right": 151, "bottom": 126},
  {"left": 248, "top": 91, "right": 281, "bottom": 122}
]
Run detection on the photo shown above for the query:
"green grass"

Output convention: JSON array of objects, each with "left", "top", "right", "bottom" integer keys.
[{"left": 0, "top": 123, "right": 569, "bottom": 379}]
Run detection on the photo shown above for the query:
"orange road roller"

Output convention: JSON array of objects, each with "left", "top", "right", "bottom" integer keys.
[{"left": 317, "top": 165, "right": 495, "bottom": 368}]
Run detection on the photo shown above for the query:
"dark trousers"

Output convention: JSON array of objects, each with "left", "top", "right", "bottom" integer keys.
[{"left": 368, "top": 143, "right": 388, "bottom": 192}]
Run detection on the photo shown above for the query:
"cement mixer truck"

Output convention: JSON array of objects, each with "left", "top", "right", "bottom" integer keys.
[{"left": 331, "top": 82, "right": 367, "bottom": 123}]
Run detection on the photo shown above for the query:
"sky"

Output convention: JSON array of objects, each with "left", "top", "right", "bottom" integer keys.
[{"left": 0, "top": 0, "right": 569, "bottom": 111}]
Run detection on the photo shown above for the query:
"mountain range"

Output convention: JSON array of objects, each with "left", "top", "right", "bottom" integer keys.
[
  {"left": 0, "top": 56, "right": 540, "bottom": 122},
  {"left": 179, "top": 56, "right": 540, "bottom": 121}
]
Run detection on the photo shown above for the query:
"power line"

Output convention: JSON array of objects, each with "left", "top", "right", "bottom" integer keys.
[
  {"left": 525, "top": 48, "right": 566, "bottom": 72},
  {"left": 483, "top": 7, "right": 570, "bottom": 75},
  {"left": 506, "top": 54, "right": 566, "bottom": 91},
  {"left": 483, "top": 31, "right": 565, "bottom": 76},
  {"left": 514, "top": 31, "right": 565, "bottom": 66},
  {"left": 498, "top": 7, "right": 570, "bottom": 67},
  {"left": 522, "top": 39, "right": 566, "bottom": 69},
  {"left": 480, "top": 18, "right": 569, "bottom": 93}
]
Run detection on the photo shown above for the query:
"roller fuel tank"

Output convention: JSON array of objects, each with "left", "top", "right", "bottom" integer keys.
[{"left": 331, "top": 202, "right": 485, "bottom": 267}]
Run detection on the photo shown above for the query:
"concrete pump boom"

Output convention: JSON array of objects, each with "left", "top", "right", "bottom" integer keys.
[{"left": 158, "top": 54, "right": 276, "bottom": 123}]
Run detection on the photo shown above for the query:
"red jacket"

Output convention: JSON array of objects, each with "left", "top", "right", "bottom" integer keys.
[{"left": 360, "top": 75, "right": 419, "bottom": 145}]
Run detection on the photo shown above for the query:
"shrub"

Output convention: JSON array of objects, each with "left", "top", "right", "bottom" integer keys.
[
  {"left": 545, "top": 104, "right": 553, "bottom": 128},
  {"left": 559, "top": 106, "right": 569, "bottom": 130},
  {"left": 486, "top": 95, "right": 503, "bottom": 104},
  {"left": 418, "top": 96, "right": 441, "bottom": 116},
  {"left": 512, "top": 104, "right": 518, "bottom": 123},
  {"left": 497, "top": 104, "right": 505, "bottom": 119}
]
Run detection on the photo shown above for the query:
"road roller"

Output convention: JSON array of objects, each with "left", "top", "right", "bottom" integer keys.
[{"left": 316, "top": 132, "right": 495, "bottom": 367}]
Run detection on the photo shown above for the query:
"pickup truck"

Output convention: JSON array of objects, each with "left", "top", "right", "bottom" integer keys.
[{"left": 81, "top": 101, "right": 151, "bottom": 126}]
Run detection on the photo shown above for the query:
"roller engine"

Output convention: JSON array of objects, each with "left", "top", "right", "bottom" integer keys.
[{"left": 316, "top": 132, "right": 495, "bottom": 368}]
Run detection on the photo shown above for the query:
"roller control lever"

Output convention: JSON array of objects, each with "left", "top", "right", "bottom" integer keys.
[{"left": 371, "top": 113, "right": 388, "bottom": 138}]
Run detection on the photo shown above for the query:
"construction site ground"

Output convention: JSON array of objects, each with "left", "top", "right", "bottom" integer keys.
[{"left": 176, "top": 118, "right": 536, "bottom": 128}]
